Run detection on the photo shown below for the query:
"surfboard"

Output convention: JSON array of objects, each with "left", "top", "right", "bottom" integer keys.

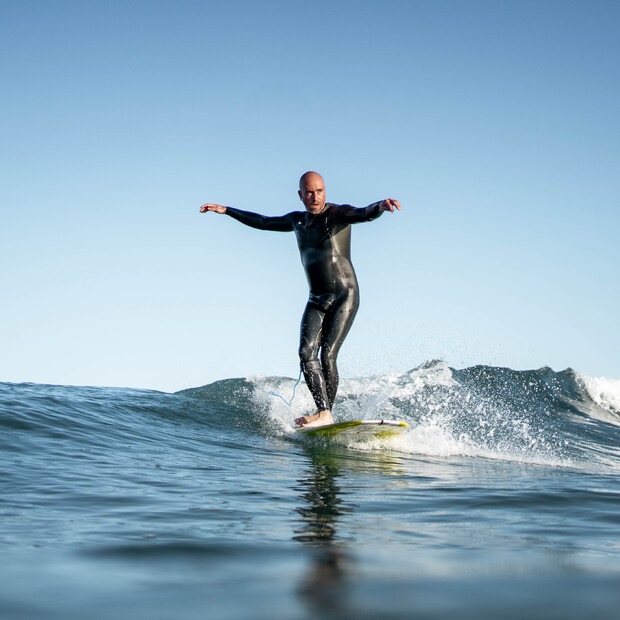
[{"left": 296, "top": 419, "right": 408, "bottom": 439}]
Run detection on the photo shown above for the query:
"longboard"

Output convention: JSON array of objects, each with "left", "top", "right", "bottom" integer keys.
[{"left": 296, "top": 419, "right": 408, "bottom": 440}]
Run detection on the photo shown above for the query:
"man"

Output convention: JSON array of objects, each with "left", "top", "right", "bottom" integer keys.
[{"left": 200, "top": 171, "right": 400, "bottom": 428}]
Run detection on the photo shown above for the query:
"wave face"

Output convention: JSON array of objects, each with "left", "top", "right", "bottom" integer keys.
[
  {"left": 181, "top": 361, "right": 620, "bottom": 470},
  {"left": 2, "top": 362, "right": 618, "bottom": 473}
]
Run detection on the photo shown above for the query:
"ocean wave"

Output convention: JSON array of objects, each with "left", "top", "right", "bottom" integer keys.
[
  {"left": 248, "top": 361, "right": 620, "bottom": 468},
  {"left": 2, "top": 361, "right": 619, "bottom": 471}
]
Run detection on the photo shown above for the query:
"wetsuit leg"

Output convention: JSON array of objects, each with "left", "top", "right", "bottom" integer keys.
[
  {"left": 299, "top": 303, "right": 330, "bottom": 411},
  {"left": 319, "top": 291, "right": 359, "bottom": 410}
]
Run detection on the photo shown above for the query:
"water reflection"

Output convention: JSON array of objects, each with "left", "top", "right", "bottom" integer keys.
[
  {"left": 293, "top": 443, "right": 410, "bottom": 613},
  {"left": 293, "top": 448, "right": 353, "bottom": 544},
  {"left": 294, "top": 446, "right": 353, "bottom": 613}
]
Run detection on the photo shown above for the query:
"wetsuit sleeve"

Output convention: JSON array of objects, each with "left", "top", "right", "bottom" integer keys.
[
  {"left": 332, "top": 202, "right": 384, "bottom": 224},
  {"left": 225, "top": 207, "right": 294, "bottom": 232}
]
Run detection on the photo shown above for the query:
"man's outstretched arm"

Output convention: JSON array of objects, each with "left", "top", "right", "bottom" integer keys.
[
  {"left": 200, "top": 203, "right": 294, "bottom": 232},
  {"left": 337, "top": 198, "right": 402, "bottom": 224}
]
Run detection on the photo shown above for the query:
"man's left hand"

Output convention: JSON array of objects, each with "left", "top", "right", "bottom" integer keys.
[{"left": 380, "top": 199, "right": 401, "bottom": 213}]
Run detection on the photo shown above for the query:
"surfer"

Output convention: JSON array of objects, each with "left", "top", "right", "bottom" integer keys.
[{"left": 200, "top": 171, "right": 400, "bottom": 428}]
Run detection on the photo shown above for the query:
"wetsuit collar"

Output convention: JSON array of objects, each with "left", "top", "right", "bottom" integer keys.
[{"left": 305, "top": 203, "right": 331, "bottom": 219}]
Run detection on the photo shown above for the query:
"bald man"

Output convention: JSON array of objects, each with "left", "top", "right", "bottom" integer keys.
[{"left": 200, "top": 172, "right": 400, "bottom": 428}]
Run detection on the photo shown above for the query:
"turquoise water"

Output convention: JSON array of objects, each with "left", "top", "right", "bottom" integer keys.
[{"left": 2, "top": 362, "right": 619, "bottom": 618}]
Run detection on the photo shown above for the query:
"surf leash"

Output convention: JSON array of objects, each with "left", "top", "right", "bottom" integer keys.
[{"left": 269, "top": 371, "right": 302, "bottom": 407}]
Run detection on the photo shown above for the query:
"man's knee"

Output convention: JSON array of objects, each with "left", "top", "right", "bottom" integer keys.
[
  {"left": 300, "top": 357, "right": 321, "bottom": 375},
  {"left": 299, "top": 340, "right": 317, "bottom": 365}
]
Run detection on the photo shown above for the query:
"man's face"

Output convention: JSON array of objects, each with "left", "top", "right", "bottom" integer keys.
[{"left": 298, "top": 174, "right": 326, "bottom": 214}]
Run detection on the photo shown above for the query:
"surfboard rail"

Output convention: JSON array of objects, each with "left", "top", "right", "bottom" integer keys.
[{"left": 296, "top": 419, "right": 408, "bottom": 439}]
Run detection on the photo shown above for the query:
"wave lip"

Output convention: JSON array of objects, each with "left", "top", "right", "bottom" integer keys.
[{"left": 577, "top": 373, "right": 620, "bottom": 418}]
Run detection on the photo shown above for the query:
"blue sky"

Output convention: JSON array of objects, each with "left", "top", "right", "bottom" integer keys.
[{"left": 1, "top": 0, "right": 618, "bottom": 392}]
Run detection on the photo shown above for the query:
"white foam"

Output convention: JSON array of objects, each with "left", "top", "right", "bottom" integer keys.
[
  {"left": 394, "top": 422, "right": 572, "bottom": 467},
  {"left": 336, "top": 362, "right": 457, "bottom": 415},
  {"left": 252, "top": 363, "right": 458, "bottom": 432},
  {"left": 578, "top": 374, "right": 620, "bottom": 415},
  {"left": 249, "top": 375, "right": 314, "bottom": 434},
  {"left": 249, "top": 364, "right": 575, "bottom": 467}
]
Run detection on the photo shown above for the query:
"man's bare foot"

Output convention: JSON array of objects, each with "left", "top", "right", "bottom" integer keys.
[
  {"left": 295, "top": 411, "right": 321, "bottom": 426},
  {"left": 295, "top": 410, "right": 334, "bottom": 429}
]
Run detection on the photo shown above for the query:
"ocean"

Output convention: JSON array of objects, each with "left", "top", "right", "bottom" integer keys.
[{"left": 1, "top": 360, "right": 619, "bottom": 619}]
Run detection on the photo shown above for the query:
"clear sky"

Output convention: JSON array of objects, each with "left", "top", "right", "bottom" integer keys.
[{"left": 1, "top": 0, "right": 619, "bottom": 392}]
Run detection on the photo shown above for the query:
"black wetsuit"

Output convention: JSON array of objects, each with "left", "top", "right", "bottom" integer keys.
[{"left": 225, "top": 202, "right": 383, "bottom": 412}]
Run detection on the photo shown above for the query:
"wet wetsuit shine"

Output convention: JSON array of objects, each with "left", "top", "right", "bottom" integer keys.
[{"left": 225, "top": 202, "right": 383, "bottom": 412}]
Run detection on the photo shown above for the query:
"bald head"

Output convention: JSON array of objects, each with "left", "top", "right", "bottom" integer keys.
[
  {"left": 298, "top": 171, "right": 326, "bottom": 215},
  {"left": 299, "top": 171, "right": 324, "bottom": 191}
]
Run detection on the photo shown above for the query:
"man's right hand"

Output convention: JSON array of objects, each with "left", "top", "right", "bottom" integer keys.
[{"left": 200, "top": 203, "right": 227, "bottom": 214}]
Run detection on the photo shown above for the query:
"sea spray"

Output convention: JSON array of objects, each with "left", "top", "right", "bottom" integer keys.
[{"left": 235, "top": 361, "right": 619, "bottom": 468}]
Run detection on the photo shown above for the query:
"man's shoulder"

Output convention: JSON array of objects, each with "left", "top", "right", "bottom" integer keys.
[
  {"left": 287, "top": 210, "right": 306, "bottom": 219},
  {"left": 325, "top": 203, "right": 355, "bottom": 220},
  {"left": 326, "top": 203, "right": 354, "bottom": 211},
  {"left": 285, "top": 210, "right": 306, "bottom": 226}
]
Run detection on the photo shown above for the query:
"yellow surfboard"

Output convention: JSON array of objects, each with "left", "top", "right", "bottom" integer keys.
[{"left": 296, "top": 419, "right": 408, "bottom": 440}]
